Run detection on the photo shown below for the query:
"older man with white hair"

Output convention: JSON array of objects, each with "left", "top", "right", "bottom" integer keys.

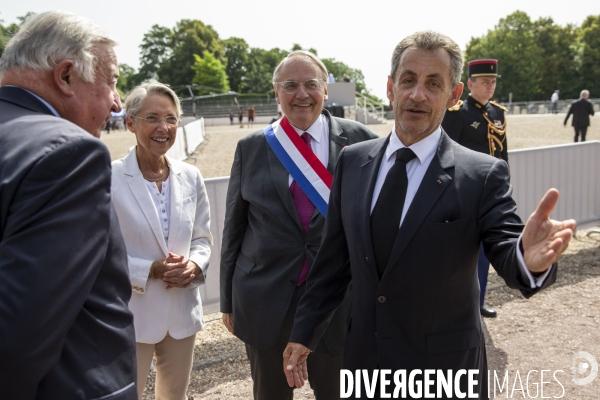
[{"left": 0, "top": 11, "right": 137, "bottom": 400}]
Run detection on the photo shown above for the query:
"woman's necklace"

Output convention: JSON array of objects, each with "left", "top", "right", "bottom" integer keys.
[{"left": 142, "top": 165, "right": 170, "bottom": 182}]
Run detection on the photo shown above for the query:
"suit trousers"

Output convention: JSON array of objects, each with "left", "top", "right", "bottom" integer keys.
[
  {"left": 245, "top": 283, "right": 343, "bottom": 400},
  {"left": 136, "top": 333, "right": 196, "bottom": 400},
  {"left": 477, "top": 243, "right": 490, "bottom": 306},
  {"left": 574, "top": 126, "right": 588, "bottom": 142}
]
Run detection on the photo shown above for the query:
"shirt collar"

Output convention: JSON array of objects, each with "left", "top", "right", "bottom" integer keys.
[
  {"left": 5, "top": 85, "right": 61, "bottom": 117},
  {"left": 289, "top": 114, "right": 326, "bottom": 143},
  {"left": 386, "top": 126, "right": 441, "bottom": 164}
]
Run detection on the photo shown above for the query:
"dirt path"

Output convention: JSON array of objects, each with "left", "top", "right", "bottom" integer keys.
[{"left": 103, "top": 114, "right": 600, "bottom": 399}]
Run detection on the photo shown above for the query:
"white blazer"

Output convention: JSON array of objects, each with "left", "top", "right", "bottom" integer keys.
[{"left": 111, "top": 147, "right": 212, "bottom": 343}]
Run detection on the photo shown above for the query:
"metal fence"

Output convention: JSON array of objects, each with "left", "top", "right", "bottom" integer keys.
[
  {"left": 500, "top": 98, "right": 599, "bottom": 115},
  {"left": 198, "top": 141, "right": 600, "bottom": 314}
]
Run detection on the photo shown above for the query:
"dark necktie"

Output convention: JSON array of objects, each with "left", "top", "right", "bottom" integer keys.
[
  {"left": 290, "top": 132, "right": 314, "bottom": 286},
  {"left": 370, "top": 147, "right": 417, "bottom": 278}
]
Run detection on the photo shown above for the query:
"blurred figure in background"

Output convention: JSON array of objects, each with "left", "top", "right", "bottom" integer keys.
[{"left": 564, "top": 89, "right": 595, "bottom": 142}]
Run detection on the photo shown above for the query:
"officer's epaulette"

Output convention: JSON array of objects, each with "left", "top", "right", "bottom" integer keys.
[
  {"left": 447, "top": 100, "right": 463, "bottom": 111},
  {"left": 490, "top": 101, "right": 508, "bottom": 112}
]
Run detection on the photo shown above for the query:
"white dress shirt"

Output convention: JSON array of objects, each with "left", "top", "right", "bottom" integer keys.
[
  {"left": 371, "top": 126, "right": 550, "bottom": 288},
  {"left": 145, "top": 176, "right": 171, "bottom": 243},
  {"left": 287, "top": 114, "right": 330, "bottom": 186}
]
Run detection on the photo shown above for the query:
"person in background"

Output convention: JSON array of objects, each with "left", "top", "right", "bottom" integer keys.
[
  {"left": 238, "top": 106, "right": 244, "bottom": 128},
  {"left": 247, "top": 105, "right": 256, "bottom": 128},
  {"left": 343, "top": 74, "right": 351, "bottom": 82},
  {"left": 0, "top": 10, "right": 137, "bottom": 399},
  {"left": 220, "top": 50, "right": 377, "bottom": 399},
  {"left": 551, "top": 90, "right": 560, "bottom": 114},
  {"left": 111, "top": 81, "right": 212, "bottom": 400},
  {"left": 564, "top": 89, "right": 595, "bottom": 142},
  {"left": 270, "top": 111, "right": 283, "bottom": 124},
  {"left": 441, "top": 58, "right": 508, "bottom": 318}
]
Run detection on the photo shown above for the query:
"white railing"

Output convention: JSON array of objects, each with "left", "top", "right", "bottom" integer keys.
[
  {"left": 198, "top": 141, "right": 600, "bottom": 313},
  {"left": 355, "top": 93, "right": 385, "bottom": 124},
  {"left": 166, "top": 118, "right": 206, "bottom": 161}
]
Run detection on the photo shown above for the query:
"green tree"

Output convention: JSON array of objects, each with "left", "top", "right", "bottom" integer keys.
[
  {"left": 158, "top": 19, "right": 224, "bottom": 86},
  {"left": 243, "top": 47, "right": 287, "bottom": 93},
  {"left": 465, "top": 11, "right": 541, "bottom": 102},
  {"left": 0, "top": 12, "right": 34, "bottom": 58},
  {"left": 322, "top": 58, "right": 369, "bottom": 94},
  {"left": 533, "top": 19, "right": 579, "bottom": 99},
  {"left": 137, "top": 24, "right": 173, "bottom": 82},
  {"left": 577, "top": 15, "right": 600, "bottom": 97},
  {"left": 191, "top": 51, "right": 229, "bottom": 94},
  {"left": 117, "top": 63, "right": 137, "bottom": 94},
  {"left": 224, "top": 37, "right": 249, "bottom": 93}
]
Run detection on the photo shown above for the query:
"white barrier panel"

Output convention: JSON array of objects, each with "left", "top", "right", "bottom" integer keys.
[
  {"left": 166, "top": 126, "right": 186, "bottom": 160},
  {"left": 199, "top": 176, "right": 230, "bottom": 314},
  {"left": 184, "top": 118, "right": 205, "bottom": 155},
  {"left": 509, "top": 141, "right": 600, "bottom": 229},
  {"left": 199, "top": 142, "right": 600, "bottom": 314},
  {"left": 165, "top": 119, "right": 206, "bottom": 161}
]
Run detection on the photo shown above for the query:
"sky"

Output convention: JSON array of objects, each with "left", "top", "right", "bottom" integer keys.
[{"left": 2, "top": 1, "right": 599, "bottom": 101}]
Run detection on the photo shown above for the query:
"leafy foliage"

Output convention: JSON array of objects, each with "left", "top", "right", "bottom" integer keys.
[
  {"left": 464, "top": 11, "right": 600, "bottom": 101},
  {"left": 191, "top": 51, "right": 229, "bottom": 94},
  {"left": 223, "top": 37, "right": 249, "bottom": 93},
  {"left": 157, "top": 20, "right": 224, "bottom": 87}
]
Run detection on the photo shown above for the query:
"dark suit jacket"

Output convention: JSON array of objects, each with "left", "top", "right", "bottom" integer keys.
[
  {"left": 0, "top": 86, "right": 137, "bottom": 399},
  {"left": 220, "top": 110, "right": 378, "bottom": 354},
  {"left": 290, "top": 130, "right": 557, "bottom": 398},
  {"left": 564, "top": 98, "right": 595, "bottom": 127}
]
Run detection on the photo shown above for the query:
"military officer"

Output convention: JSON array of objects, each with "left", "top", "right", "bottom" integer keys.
[{"left": 442, "top": 58, "right": 508, "bottom": 318}]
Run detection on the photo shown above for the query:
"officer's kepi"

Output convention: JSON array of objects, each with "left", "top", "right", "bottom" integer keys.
[{"left": 468, "top": 59, "right": 500, "bottom": 78}]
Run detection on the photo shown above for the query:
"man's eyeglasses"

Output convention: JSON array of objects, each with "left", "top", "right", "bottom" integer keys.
[
  {"left": 131, "top": 115, "right": 179, "bottom": 126},
  {"left": 274, "top": 79, "right": 325, "bottom": 95}
]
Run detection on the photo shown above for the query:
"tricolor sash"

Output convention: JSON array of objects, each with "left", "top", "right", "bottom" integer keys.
[{"left": 263, "top": 116, "right": 333, "bottom": 216}]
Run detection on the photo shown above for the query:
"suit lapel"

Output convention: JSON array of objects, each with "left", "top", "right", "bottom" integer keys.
[
  {"left": 384, "top": 133, "right": 455, "bottom": 274},
  {"left": 358, "top": 137, "right": 389, "bottom": 276},
  {"left": 123, "top": 148, "right": 169, "bottom": 255},
  {"left": 167, "top": 160, "right": 183, "bottom": 251},
  {"left": 309, "top": 111, "right": 348, "bottom": 222},
  {"left": 265, "top": 136, "right": 304, "bottom": 230},
  {"left": 326, "top": 112, "right": 349, "bottom": 172}
]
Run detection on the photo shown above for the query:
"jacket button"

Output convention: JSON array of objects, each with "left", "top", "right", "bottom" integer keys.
[
  {"left": 305, "top": 243, "right": 310, "bottom": 249},
  {"left": 366, "top": 257, "right": 369, "bottom": 264},
  {"left": 378, "top": 296, "right": 386, "bottom": 303},
  {"left": 290, "top": 280, "right": 296, "bottom": 285},
  {"left": 374, "top": 332, "right": 377, "bottom": 337}
]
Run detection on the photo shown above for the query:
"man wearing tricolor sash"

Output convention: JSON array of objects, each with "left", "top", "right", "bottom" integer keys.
[{"left": 220, "top": 50, "right": 377, "bottom": 399}]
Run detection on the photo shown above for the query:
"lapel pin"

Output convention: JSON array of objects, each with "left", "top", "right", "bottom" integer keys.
[{"left": 436, "top": 179, "right": 442, "bottom": 184}]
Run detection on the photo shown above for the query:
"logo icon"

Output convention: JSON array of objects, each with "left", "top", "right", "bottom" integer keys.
[
  {"left": 572, "top": 351, "right": 598, "bottom": 385},
  {"left": 470, "top": 122, "right": 480, "bottom": 129}
]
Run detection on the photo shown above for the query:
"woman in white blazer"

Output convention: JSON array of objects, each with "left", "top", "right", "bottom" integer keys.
[{"left": 111, "top": 82, "right": 212, "bottom": 400}]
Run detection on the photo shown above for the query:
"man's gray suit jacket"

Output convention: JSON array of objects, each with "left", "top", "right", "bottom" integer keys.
[
  {"left": 290, "top": 130, "right": 557, "bottom": 399},
  {"left": 220, "top": 110, "right": 378, "bottom": 354},
  {"left": 0, "top": 86, "right": 137, "bottom": 399}
]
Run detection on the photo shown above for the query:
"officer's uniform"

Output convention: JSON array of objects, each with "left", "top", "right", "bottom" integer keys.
[
  {"left": 441, "top": 59, "right": 507, "bottom": 319},
  {"left": 442, "top": 95, "right": 508, "bottom": 162}
]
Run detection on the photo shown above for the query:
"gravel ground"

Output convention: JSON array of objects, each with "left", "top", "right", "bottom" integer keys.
[{"left": 102, "top": 113, "right": 600, "bottom": 399}]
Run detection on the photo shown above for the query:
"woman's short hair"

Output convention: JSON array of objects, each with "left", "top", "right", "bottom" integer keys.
[
  {"left": 0, "top": 11, "right": 116, "bottom": 83},
  {"left": 125, "top": 81, "right": 183, "bottom": 118}
]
